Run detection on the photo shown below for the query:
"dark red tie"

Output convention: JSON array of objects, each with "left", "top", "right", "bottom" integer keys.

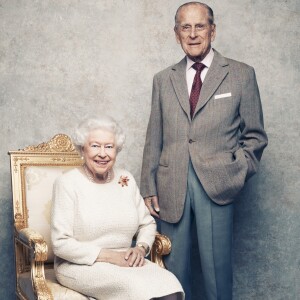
[{"left": 189, "top": 62, "right": 206, "bottom": 118}]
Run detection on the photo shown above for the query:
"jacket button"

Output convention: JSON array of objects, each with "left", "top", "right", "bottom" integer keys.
[{"left": 189, "top": 139, "right": 194, "bottom": 144}]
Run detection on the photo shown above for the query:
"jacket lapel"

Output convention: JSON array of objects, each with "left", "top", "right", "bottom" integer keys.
[
  {"left": 170, "top": 58, "right": 191, "bottom": 121},
  {"left": 194, "top": 50, "right": 229, "bottom": 116}
]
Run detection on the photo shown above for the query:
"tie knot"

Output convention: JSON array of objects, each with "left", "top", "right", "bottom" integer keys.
[{"left": 192, "top": 62, "right": 206, "bottom": 72}]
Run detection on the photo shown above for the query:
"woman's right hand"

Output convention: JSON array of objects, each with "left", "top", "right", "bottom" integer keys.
[{"left": 96, "top": 249, "right": 130, "bottom": 267}]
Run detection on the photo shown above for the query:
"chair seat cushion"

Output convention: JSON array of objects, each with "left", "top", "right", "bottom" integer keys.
[{"left": 19, "top": 269, "right": 90, "bottom": 300}]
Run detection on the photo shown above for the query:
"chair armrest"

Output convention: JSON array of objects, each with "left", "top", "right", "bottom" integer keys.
[
  {"left": 150, "top": 233, "right": 172, "bottom": 268},
  {"left": 17, "top": 227, "right": 48, "bottom": 262},
  {"left": 15, "top": 227, "right": 53, "bottom": 299}
]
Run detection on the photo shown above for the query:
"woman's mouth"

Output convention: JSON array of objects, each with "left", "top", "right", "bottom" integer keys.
[{"left": 94, "top": 160, "right": 109, "bottom": 165}]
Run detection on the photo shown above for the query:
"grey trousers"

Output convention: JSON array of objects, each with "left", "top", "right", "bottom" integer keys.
[{"left": 161, "top": 162, "right": 233, "bottom": 300}]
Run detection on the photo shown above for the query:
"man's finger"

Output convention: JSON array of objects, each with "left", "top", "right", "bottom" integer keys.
[
  {"left": 144, "top": 197, "right": 152, "bottom": 210},
  {"left": 149, "top": 205, "right": 160, "bottom": 218},
  {"left": 144, "top": 196, "right": 160, "bottom": 217},
  {"left": 152, "top": 196, "right": 160, "bottom": 213}
]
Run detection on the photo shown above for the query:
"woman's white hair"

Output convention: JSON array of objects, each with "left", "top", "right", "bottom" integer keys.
[{"left": 73, "top": 115, "right": 125, "bottom": 153}]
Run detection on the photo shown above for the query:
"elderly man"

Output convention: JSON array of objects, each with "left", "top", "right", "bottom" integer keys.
[{"left": 141, "top": 2, "right": 268, "bottom": 300}]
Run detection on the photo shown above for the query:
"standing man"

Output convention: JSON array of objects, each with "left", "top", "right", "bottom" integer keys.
[{"left": 141, "top": 2, "right": 268, "bottom": 300}]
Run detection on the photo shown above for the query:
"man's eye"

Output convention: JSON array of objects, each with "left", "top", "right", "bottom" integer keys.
[{"left": 195, "top": 24, "right": 206, "bottom": 30}]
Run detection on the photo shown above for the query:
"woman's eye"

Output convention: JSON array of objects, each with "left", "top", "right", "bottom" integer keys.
[
  {"left": 91, "top": 144, "right": 99, "bottom": 148},
  {"left": 106, "top": 145, "right": 113, "bottom": 149}
]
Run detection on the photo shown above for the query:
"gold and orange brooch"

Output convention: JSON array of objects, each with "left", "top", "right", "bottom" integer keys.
[{"left": 118, "top": 175, "right": 130, "bottom": 187}]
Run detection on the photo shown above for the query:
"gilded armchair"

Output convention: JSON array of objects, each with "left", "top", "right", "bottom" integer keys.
[{"left": 9, "top": 134, "right": 171, "bottom": 300}]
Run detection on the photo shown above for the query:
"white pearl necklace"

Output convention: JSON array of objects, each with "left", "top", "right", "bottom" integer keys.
[{"left": 83, "top": 164, "right": 112, "bottom": 184}]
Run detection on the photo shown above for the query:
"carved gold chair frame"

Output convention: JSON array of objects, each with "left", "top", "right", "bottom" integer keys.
[{"left": 9, "top": 134, "right": 171, "bottom": 300}]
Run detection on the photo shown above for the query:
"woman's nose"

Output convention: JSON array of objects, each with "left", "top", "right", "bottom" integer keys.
[{"left": 98, "top": 147, "right": 107, "bottom": 158}]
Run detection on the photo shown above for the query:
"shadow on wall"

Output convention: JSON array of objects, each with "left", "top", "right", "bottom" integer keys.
[
  {"left": 232, "top": 159, "right": 298, "bottom": 299},
  {"left": 0, "top": 187, "right": 15, "bottom": 299}
]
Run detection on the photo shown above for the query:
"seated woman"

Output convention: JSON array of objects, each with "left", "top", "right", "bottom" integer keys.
[{"left": 51, "top": 116, "right": 184, "bottom": 300}]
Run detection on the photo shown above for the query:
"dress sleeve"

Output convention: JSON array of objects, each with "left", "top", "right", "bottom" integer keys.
[
  {"left": 51, "top": 176, "right": 100, "bottom": 265},
  {"left": 132, "top": 177, "right": 156, "bottom": 254}
]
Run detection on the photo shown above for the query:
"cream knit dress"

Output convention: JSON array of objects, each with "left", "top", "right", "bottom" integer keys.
[{"left": 51, "top": 168, "right": 184, "bottom": 300}]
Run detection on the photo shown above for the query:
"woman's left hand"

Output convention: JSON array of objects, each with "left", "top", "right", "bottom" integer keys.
[{"left": 125, "top": 246, "right": 146, "bottom": 267}]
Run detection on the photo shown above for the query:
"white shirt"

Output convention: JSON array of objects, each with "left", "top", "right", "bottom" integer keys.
[{"left": 186, "top": 48, "right": 214, "bottom": 96}]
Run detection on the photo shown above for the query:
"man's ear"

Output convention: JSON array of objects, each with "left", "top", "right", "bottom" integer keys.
[
  {"left": 174, "top": 26, "right": 180, "bottom": 44},
  {"left": 211, "top": 24, "right": 216, "bottom": 42}
]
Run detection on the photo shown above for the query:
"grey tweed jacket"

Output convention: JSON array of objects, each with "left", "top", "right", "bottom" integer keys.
[{"left": 141, "top": 49, "right": 268, "bottom": 223}]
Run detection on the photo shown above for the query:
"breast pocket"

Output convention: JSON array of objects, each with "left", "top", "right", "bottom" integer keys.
[{"left": 214, "top": 92, "right": 232, "bottom": 100}]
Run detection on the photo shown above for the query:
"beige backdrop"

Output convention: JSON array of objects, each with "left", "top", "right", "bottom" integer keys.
[{"left": 0, "top": 1, "right": 299, "bottom": 299}]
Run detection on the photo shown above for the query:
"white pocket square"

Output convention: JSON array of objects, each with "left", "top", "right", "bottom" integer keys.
[{"left": 214, "top": 93, "right": 232, "bottom": 99}]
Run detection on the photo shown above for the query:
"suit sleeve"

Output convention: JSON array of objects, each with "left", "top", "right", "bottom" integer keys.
[
  {"left": 239, "top": 67, "right": 268, "bottom": 180},
  {"left": 140, "top": 74, "right": 163, "bottom": 197}
]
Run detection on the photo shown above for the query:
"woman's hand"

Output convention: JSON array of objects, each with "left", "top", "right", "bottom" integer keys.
[
  {"left": 96, "top": 249, "right": 129, "bottom": 267},
  {"left": 125, "top": 246, "right": 146, "bottom": 267},
  {"left": 96, "top": 247, "right": 146, "bottom": 267}
]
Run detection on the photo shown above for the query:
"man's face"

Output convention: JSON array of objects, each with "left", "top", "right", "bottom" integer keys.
[{"left": 175, "top": 4, "right": 216, "bottom": 61}]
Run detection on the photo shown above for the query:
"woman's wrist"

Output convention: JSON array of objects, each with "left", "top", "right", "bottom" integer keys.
[
  {"left": 97, "top": 249, "right": 112, "bottom": 262},
  {"left": 136, "top": 243, "right": 149, "bottom": 256}
]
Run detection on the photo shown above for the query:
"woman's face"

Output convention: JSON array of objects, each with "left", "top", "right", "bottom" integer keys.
[{"left": 82, "top": 128, "right": 117, "bottom": 178}]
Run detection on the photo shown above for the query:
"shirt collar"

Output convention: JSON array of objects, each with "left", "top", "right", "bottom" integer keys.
[{"left": 186, "top": 48, "right": 214, "bottom": 71}]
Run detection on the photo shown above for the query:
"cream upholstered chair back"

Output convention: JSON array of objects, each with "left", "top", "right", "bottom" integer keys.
[
  {"left": 24, "top": 165, "right": 75, "bottom": 262},
  {"left": 9, "top": 134, "right": 171, "bottom": 300}
]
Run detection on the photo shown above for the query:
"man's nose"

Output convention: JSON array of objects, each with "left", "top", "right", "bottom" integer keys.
[{"left": 189, "top": 27, "right": 197, "bottom": 38}]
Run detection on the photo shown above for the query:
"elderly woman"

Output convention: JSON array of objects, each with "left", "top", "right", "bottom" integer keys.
[{"left": 51, "top": 116, "right": 184, "bottom": 300}]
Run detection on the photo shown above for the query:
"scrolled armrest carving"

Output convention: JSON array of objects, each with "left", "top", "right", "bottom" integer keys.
[
  {"left": 16, "top": 228, "right": 53, "bottom": 299},
  {"left": 18, "top": 228, "right": 48, "bottom": 262},
  {"left": 150, "top": 233, "right": 172, "bottom": 268}
]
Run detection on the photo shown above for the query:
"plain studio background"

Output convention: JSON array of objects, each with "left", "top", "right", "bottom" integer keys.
[{"left": 0, "top": 1, "right": 299, "bottom": 299}]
